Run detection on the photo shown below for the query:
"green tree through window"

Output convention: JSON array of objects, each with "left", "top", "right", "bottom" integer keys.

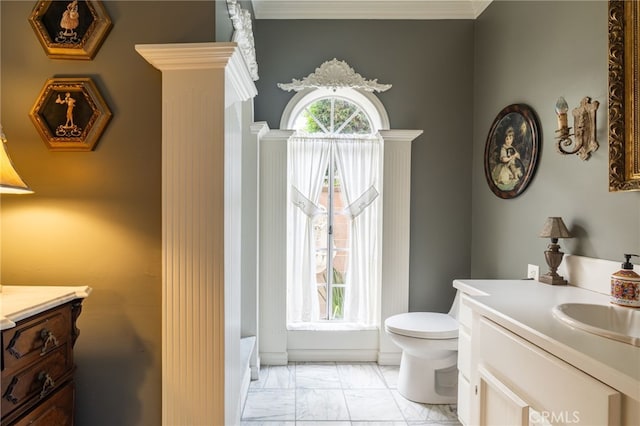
[{"left": 302, "top": 97, "right": 371, "bottom": 135}]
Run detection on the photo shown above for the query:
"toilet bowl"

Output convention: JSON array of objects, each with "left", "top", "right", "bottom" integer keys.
[{"left": 384, "top": 292, "right": 459, "bottom": 404}]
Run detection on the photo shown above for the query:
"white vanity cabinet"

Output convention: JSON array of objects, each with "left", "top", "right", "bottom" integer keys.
[
  {"left": 473, "top": 317, "right": 620, "bottom": 425},
  {"left": 456, "top": 293, "right": 474, "bottom": 425},
  {"left": 454, "top": 279, "right": 639, "bottom": 426}
]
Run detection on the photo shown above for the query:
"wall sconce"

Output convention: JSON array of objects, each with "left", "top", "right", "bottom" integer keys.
[
  {"left": 539, "top": 217, "right": 572, "bottom": 285},
  {"left": 554, "top": 96, "right": 599, "bottom": 160},
  {"left": 0, "top": 125, "right": 33, "bottom": 194}
]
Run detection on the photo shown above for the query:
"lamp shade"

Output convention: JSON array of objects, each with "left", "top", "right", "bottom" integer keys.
[
  {"left": 0, "top": 128, "right": 33, "bottom": 194},
  {"left": 539, "top": 217, "right": 572, "bottom": 239}
]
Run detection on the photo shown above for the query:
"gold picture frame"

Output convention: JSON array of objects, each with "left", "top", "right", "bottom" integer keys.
[
  {"left": 29, "top": 78, "right": 112, "bottom": 151},
  {"left": 28, "top": 0, "right": 112, "bottom": 60},
  {"left": 609, "top": 0, "right": 640, "bottom": 191}
]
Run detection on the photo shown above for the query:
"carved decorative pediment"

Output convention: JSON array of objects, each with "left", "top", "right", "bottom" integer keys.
[
  {"left": 227, "top": 0, "right": 258, "bottom": 81},
  {"left": 278, "top": 58, "right": 392, "bottom": 92}
]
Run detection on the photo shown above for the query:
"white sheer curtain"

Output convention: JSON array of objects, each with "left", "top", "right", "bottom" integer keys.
[
  {"left": 287, "top": 136, "right": 331, "bottom": 324},
  {"left": 334, "top": 136, "right": 382, "bottom": 326}
]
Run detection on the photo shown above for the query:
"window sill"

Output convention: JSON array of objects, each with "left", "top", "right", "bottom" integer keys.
[{"left": 287, "top": 322, "right": 378, "bottom": 331}]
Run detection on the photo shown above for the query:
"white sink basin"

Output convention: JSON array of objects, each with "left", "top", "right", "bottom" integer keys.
[{"left": 552, "top": 303, "right": 640, "bottom": 347}]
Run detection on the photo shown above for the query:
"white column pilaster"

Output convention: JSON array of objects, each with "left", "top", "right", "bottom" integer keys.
[
  {"left": 378, "top": 129, "right": 423, "bottom": 363},
  {"left": 136, "top": 42, "right": 256, "bottom": 426}
]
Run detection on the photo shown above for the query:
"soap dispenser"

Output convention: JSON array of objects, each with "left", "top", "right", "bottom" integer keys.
[{"left": 611, "top": 254, "right": 640, "bottom": 307}]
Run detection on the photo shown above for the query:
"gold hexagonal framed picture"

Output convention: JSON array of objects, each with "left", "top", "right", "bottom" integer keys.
[
  {"left": 28, "top": 0, "right": 112, "bottom": 60},
  {"left": 30, "top": 78, "right": 112, "bottom": 151}
]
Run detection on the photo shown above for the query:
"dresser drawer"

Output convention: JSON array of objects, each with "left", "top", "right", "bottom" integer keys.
[
  {"left": 2, "top": 304, "right": 72, "bottom": 375},
  {"left": 1, "top": 293, "right": 87, "bottom": 426},
  {"left": 1, "top": 345, "right": 73, "bottom": 420},
  {"left": 11, "top": 381, "right": 74, "bottom": 426}
]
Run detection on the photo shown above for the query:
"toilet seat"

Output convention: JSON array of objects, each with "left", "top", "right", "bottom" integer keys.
[{"left": 385, "top": 312, "right": 458, "bottom": 339}]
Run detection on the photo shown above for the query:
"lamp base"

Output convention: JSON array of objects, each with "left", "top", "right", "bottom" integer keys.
[{"left": 539, "top": 273, "right": 568, "bottom": 286}]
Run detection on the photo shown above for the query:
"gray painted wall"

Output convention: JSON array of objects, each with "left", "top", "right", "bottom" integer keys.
[
  {"left": 253, "top": 19, "right": 475, "bottom": 312},
  {"left": 216, "top": 0, "right": 254, "bottom": 42},
  {"left": 3, "top": 1, "right": 639, "bottom": 424},
  {"left": 471, "top": 1, "right": 640, "bottom": 279}
]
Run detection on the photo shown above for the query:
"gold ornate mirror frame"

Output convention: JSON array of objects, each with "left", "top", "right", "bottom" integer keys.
[{"left": 609, "top": 0, "right": 640, "bottom": 191}]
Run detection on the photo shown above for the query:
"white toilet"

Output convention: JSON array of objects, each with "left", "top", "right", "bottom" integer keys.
[{"left": 384, "top": 292, "right": 460, "bottom": 404}]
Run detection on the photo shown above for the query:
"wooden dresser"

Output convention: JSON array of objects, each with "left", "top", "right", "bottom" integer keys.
[{"left": 1, "top": 286, "right": 91, "bottom": 426}]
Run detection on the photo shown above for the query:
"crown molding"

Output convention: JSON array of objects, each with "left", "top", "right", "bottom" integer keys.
[{"left": 251, "top": 0, "right": 492, "bottom": 20}]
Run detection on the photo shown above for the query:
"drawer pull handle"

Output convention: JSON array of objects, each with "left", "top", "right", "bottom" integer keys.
[
  {"left": 38, "top": 372, "right": 55, "bottom": 398},
  {"left": 3, "top": 377, "right": 20, "bottom": 404},
  {"left": 40, "top": 329, "right": 59, "bottom": 355}
]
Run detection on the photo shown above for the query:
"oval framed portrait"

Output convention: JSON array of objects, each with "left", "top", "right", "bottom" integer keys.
[{"left": 484, "top": 104, "right": 540, "bottom": 199}]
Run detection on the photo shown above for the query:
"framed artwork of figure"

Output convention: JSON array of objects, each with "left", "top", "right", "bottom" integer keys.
[
  {"left": 28, "top": 0, "right": 112, "bottom": 60},
  {"left": 484, "top": 104, "right": 540, "bottom": 199},
  {"left": 30, "top": 77, "right": 112, "bottom": 151}
]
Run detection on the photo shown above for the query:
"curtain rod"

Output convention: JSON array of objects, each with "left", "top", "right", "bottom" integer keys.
[{"left": 288, "top": 133, "right": 382, "bottom": 142}]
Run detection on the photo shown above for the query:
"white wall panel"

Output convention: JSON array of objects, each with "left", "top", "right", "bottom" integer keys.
[{"left": 137, "top": 42, "right": 257, "bottom": 426}]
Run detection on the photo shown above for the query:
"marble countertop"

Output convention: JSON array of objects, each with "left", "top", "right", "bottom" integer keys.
[
  {"left": 453, "top": 279, "right": 640, "bottom": 400},
  {"left": 0, "top": 285, "right": 92, "bottom": 330}
]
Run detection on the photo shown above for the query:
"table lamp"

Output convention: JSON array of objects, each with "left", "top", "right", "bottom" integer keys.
[
  {"left": 539, "top": 217, "right": 572, "bottom": 285},
  {"left": 0, "top": 125, "right": 32, "bottom": 194},
  {"left": 0, "top": 125, "right": 33, "bottom": 293}
]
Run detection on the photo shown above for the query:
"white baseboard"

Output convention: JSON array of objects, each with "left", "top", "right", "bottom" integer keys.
[
  {"left": 259, "top": 351, "right": 289, "bottom": 365},
  {"left": 239, "top": 366, "right": 251, "bottom": 418},
  {"left": 287, "top": 349, "right": 378, "bottom": 362},
  {"left": 250, "top": 361, "right": 260, "bottom": 380},
  {"left": 261, "top": 349, "right": 400, "bottom": 364},
  {"left": 377, "top": 351, "right": 401, "bottom": 365}
]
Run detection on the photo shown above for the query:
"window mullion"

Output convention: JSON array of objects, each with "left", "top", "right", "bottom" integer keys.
[
  {"left": 330, "top": 98, "right": 335, "bottom": 134},
  {"left": 326, "top": 145, "right": 335, "bottom": 320},
  {"left": 335, "top": 107, "right": 362, "bottom": 134},
  {"left": 306, "top": 107, "right": 330, "bottom": 134}
]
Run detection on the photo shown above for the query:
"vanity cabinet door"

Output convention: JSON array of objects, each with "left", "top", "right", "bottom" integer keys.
[
  {"left": 456, "top": 294, "right": 474, "bottom": 425},
  {"left": 473, "top": 317, "right": 621, "bottom": 426},
  {"left": 478, "top": 366, "right": 529, "bottom": 426}
]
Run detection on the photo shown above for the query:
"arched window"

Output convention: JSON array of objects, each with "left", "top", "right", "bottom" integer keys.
[
  {"left": 256, "top": 59, "right": 421, "bottom": 361},
  {"left": 285, "top": 87, "right": 386, "bottom": 329},
  {"left": 281, "top": 87, "right": 390, "bottom": 133},
  {"left": 294, "top": 96, "right": 371, "bottom": 134}
]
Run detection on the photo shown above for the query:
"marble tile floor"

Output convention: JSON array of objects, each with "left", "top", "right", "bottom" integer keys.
[{"left": 241, "top": 362, "right": 461, "bottom": 426}]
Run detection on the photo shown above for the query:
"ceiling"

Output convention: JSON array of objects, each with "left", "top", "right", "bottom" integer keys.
[{"left": 250, "top": 0, "right": 493, "bottom": 20}]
